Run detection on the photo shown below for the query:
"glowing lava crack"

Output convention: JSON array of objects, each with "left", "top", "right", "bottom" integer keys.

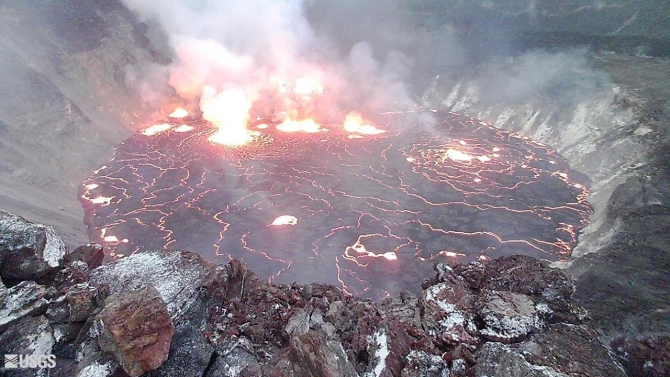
[{"left": 80, "top": 111, "right": 591, "bottom": 299}]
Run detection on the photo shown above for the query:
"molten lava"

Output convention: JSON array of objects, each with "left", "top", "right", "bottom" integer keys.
[
  {"left": 168, "top": 108, "right": 189, "bottom": 118},
  {"left": 343, "top": 113, "right": 386, "bottom": 135},
  {"left": 271, "top": 215, "right": 298, "bottom": 226},
  {"left": 277, "top": 116, "right": 323, "bottom": 133},
  {"left": 201, "top": 86, "right": 255, "bottom": 146},
  {"left": 141, "top": 123, "right": 172, "bottom": 136},
  {"left": 80, "top": 110, "right": 592, "bottom": 299}
]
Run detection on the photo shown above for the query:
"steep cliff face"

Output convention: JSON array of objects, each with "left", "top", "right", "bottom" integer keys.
[
  {"left": 421, "top": 53, "right": 670, "bottom": 339},
  {"left": 0, "top": 0, "right": 168, "bottom": 246}
]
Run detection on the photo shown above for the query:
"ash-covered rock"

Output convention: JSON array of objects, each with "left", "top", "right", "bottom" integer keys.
[
  {"left": 474, "top": 342, "right": 568, "bottom": 377},
  {"left": 0, "top": 210, "right": 68, "bottom": 282},
  {"left": 88, "top": 249, "right": 217, "bottom": 323},
  {"left": 476, "top": 290, "right": 542, "bottom": 343},
  {"left": 0, "top": 218, "right": 625, "bottom": 376},
  {"left": 0, "top": 281, "right": 50, "bottom": 331}
]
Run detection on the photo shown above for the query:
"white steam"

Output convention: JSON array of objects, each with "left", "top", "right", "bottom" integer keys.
[{"left": 122, "top": 0, "right": 415, "bottom": 141}]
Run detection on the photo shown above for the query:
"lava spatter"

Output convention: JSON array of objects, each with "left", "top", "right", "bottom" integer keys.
[{"left": 80, "top": 111, "right": 592, "bottom": 299}]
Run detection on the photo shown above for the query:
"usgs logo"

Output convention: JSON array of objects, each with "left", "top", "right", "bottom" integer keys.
[{"left": 3, "top": 354, "right": 56, "bottom": 369}]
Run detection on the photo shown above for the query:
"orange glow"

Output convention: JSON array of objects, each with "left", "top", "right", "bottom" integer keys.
[
  {"left": 277, "top": 116, "right": 323, "bottom": 133},
  {"left": 103, "top": 235, "right": 119, "bottom": 242},
  {"left": 343, "top": 113, "right": 385, "bottom": 135},
  {"left": 169, "top": 108, "right": 189, "bottom": 118},
  {"left": 89, "top": 196, "right": 112, "bottom": 205},
  {"left": 173, "top": 124, "right": 195, "bottom": 133},
  {"left": 440, "top": 250, "right": 466, "bottom": 257},
  {"left": 350, "top": 241, "right": 397, "bottom": 260},
  {"left": 257, "top": 124, "right": 269, "bottom": 129},
  {"left": 141, "top": 123, "right": 172, "bottom": 136},
  {"left": 202, "top": 86, "right": 254, "bottom": 146},
  {"left": 293, "top": 77, "right": 324, "bottom": 96},
  {"left": 476, "top": 155, "right": 492, "bottom": 162},
  {"left": 444, "top": 149, "right": 472, "bottom": 162},
  {"left": 85, "top": 183, "right": 99, "bottom": 190},
  {"left": 271, "top": 215, "right": 298, "bottom": 226},
  {"left": 382, "top": 252, "right": 398, "bottom": 260}
]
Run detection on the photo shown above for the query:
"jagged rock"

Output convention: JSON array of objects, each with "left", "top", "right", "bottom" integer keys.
[
  {"left": 611, "top": 335, "right": 670, "bottom": 377},
  {"left": 0, "top": 315, "right": 55, "bottom": 373},
  {"left": 75, "top": 361, "right": 117, "bottom": 377},
  {"left": 96, "top": 285, "right": 174, "bottom": 377},
  {"left": 0, "top": 276, "right": 7, "bottom": 307},
  {"left": 207, "top": 338, "right": 259, "bottom": 376},
  {"left": 148, "top": 292, "right": 214, "bottom": 377},
  {"left": 476, "top": 290, "right": 542, "bottom": 343},
  {"left": 65, "top": 243, "right": 104, "bottom": 269},
  {"left": 88, "top": 249, "right": 217, "bottom": 323},
  {"left": 0, "top": 210, "right": 67, "bottom": 281},
  {"left": 474, "top": 342, "right": 568, "bottom": 377},
  {"left": 286, "top": 329, "right": 358, "bottom": 377},
  {"left": 401, "top": 350, "right": 449, "bottom": 377},
  {"left": 421, "top": 278, "right": 478, "bottom": 346},
  {"left": 53, "top": 322, "right": 84, "bottom": 346},
  {"left": 53, "top": 260, "right": 91, "bottom": 289},
  {"left": 524, "top": 323, "right": 627, "bottom": 377},
  {"left": 46, "top": 282, "right": 98, "bottom": 323},
  {"left": 456, "top": 255, "right": 581, "bottom": 323},
  {"left": 0, "top": 280, "right": 49, "bottom": 331}
]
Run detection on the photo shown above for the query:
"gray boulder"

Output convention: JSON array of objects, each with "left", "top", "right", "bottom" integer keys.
[
  {"left": 0, "top": 210, "right": 67, "bottom": 281},
  {"left": 0, "top": 281, "right": 49, "bottom": 331}
]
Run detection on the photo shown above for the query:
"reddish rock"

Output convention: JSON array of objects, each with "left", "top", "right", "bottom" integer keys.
[
  {"left": 46, "top": 282, "right": 98, "bottom": 323},
  {"left": 96, "top": 285, "right": 174, "bottom": 377},
  {"left": 65, "top": 243, "right": 104, "bottom": 269},
  {"left": 421, "top": 280, "right": 479, "bottom": 346}
]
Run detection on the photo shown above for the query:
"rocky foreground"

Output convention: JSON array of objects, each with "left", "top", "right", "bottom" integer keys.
[{"left": 0, "top": 210, "right": 667, "bottom": 377}]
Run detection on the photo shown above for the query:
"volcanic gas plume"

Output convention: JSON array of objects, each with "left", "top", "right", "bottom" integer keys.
[{"left": 80, "top": 108, "right": 591, "bottom": 299}]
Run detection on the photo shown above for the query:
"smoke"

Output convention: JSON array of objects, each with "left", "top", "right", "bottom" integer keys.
[
  {"left": 121, "top": 0, "right": 416, "bottom": 142},
  {"left": 474, "top": 48, "right": 609, "bottom": 109},
  {"left": 121, "top": 0, "right": 616, "bottom": 141}
]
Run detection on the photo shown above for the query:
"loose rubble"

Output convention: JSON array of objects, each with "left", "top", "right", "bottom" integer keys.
[{"left": 0, "top": 210, "right": 636, "bottom": 376}]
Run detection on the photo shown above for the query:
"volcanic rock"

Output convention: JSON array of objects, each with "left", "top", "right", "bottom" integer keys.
[
  {"left": 88, "top": 249, "right": 217, "bottom": 323},
  {"left": 421, "top": 275, "right": 478, "bottom": 346},
  {"left": 0, "top": 210, "right": 67, "bottom": 281},
  {"left": 46, "top": 282, "right": 98, "bottom": 323},
  {"left": 53, "top": 260, "right": 91, "bottom": 289},
  {"left": 65, "top": 243, "right": 104, "bottom": 270},
  {"left": 454, "top": 255, "right": 584, "bottom": 323},
  {"left": 147, "top": 289, "right": 215, "bottom": 377},
  {"left": 400, "top": 350, "right": 448, "bottom": 377},
  {"left": 286, "top": 328, "right": 359, "bottom": 377},
  {"left": 0, "top": 280, "right": 49, "bottom": 331},
  {"left": 523, "top": 323, "right": 626, "bottom": 377},
  {"left": 474, "top": 342, "right": 568, "bottom": 377},
  {"left": 0, "top": 315, "right": 55, "bottom": 371},
  {"left": 0, "top": 276, "right": 7, "bottom": 307},
  {"left": 476, "top": 290, "right": 542, "bottom": 343},
  {"left": 96, "top": 285, "right": 174, "bottom": 377},
  {"left": 611, "top": 335, "right": 670, "bottom": 377}
]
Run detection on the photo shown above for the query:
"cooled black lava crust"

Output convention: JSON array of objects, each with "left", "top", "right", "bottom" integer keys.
[{"left": 80, "top": 110, "right": 591, "bottom": 299}]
